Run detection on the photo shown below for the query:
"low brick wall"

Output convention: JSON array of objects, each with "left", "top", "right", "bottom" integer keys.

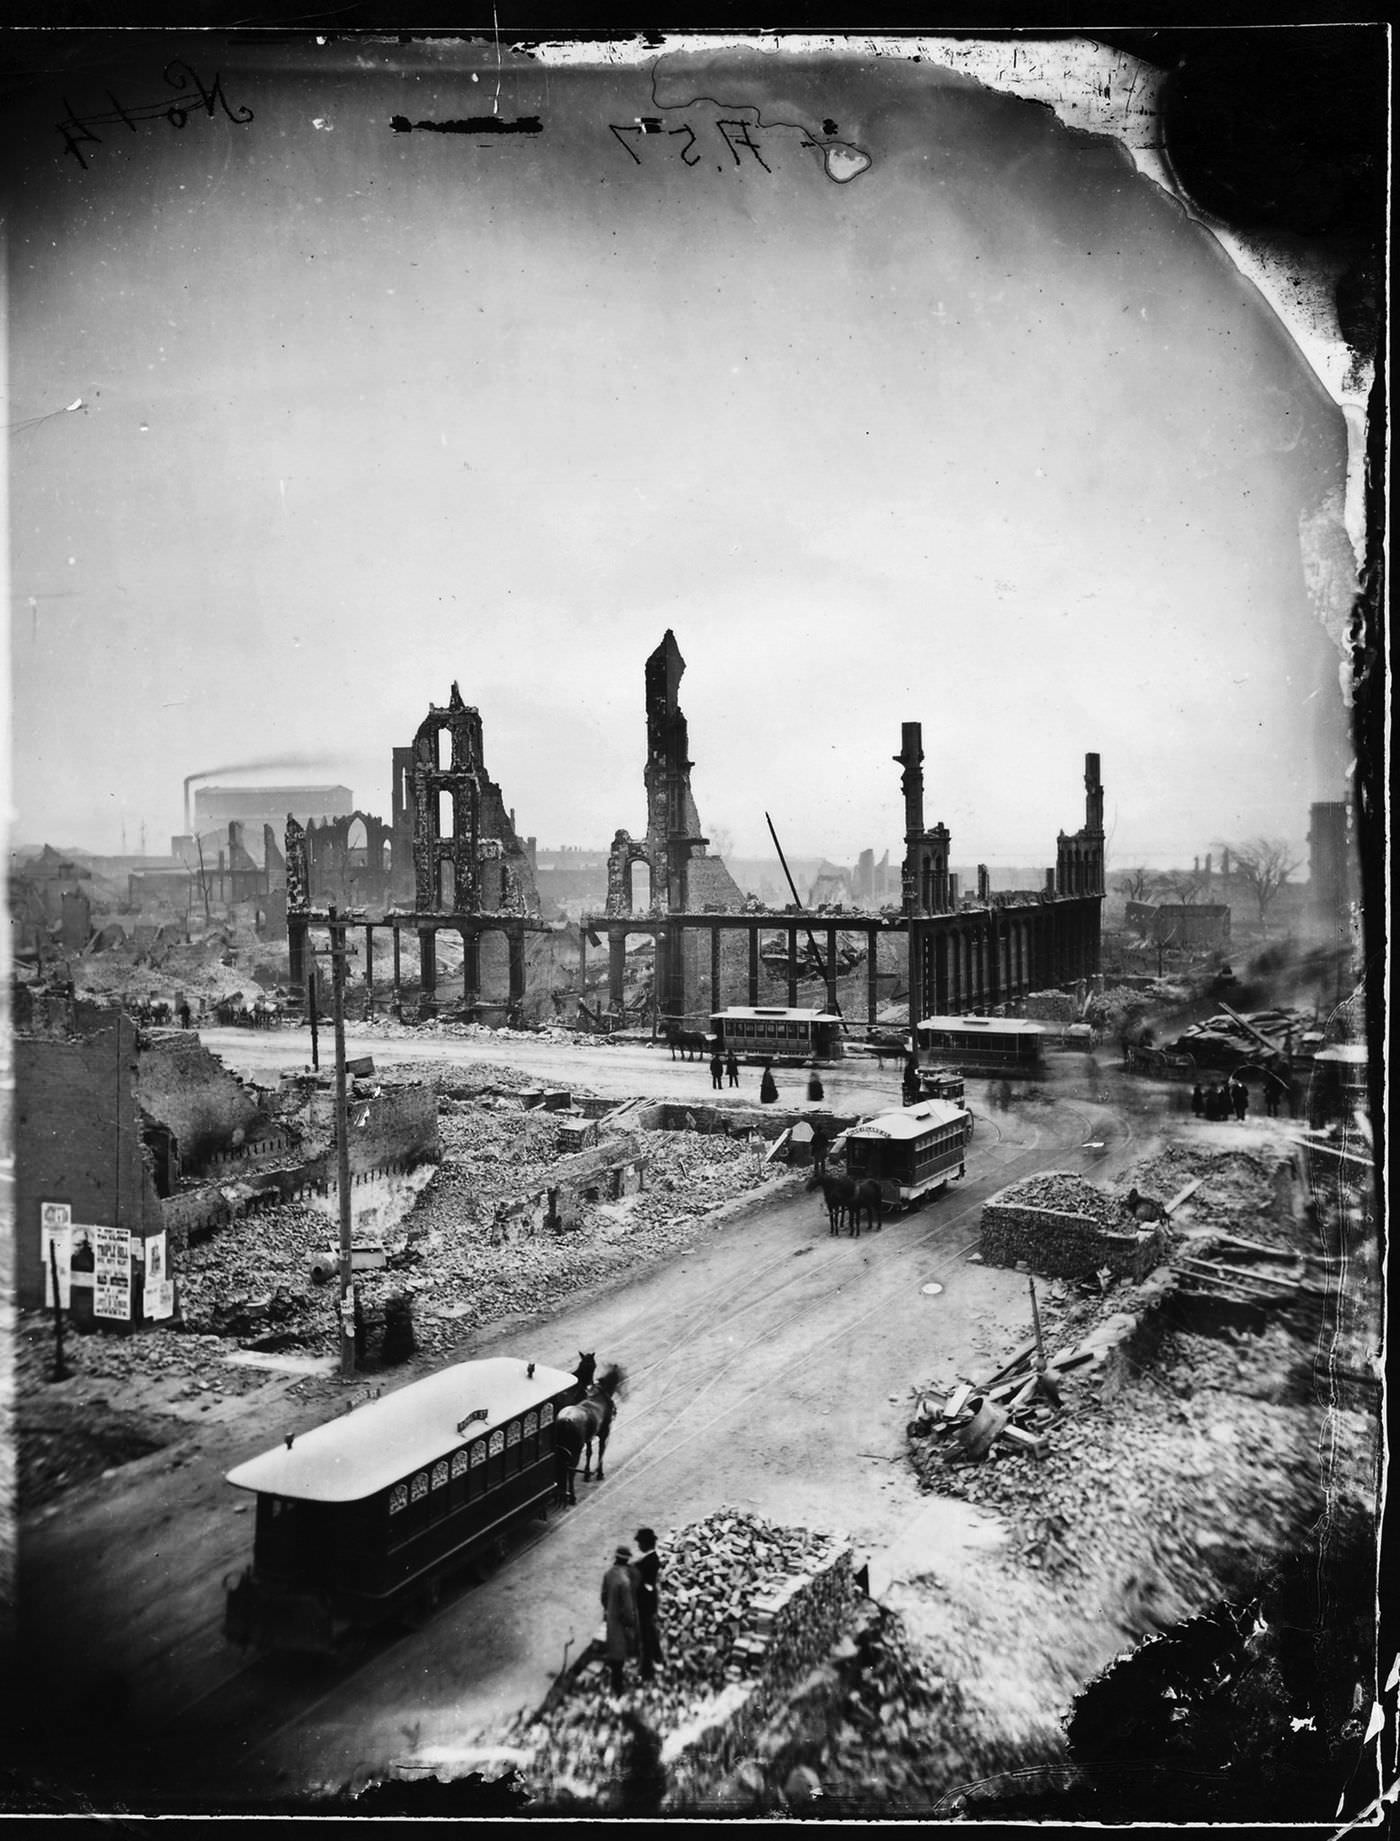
[
  {"left": 660, "top": 1543, "right": 856, "bottom": 1808},
  {"left": 980, "top": 1198, "right": 1167, "bottom": 1282}
]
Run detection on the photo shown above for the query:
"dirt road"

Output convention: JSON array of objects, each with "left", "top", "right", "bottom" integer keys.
[{"left": 17, "top": 1039, "right": 1152, "bottom": 1811}]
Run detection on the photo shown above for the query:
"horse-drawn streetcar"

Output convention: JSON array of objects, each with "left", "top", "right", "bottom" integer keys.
[
  {"left": 915, "top": 1014, "right": 1047, "bottom": 1078},
  {"left": 841, "top": 1096, "right": 972, "bottom": 1209},
  {"left": 223, "top": 1356, "right": 579, "bottom": 1654},
  {"left": 711, "top": 1005, "right": 845, "bottom": 1065}
]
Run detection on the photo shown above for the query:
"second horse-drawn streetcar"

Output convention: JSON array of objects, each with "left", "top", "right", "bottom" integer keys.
[
  {"left": 711, "top": 1005, "right": 845, "bottom": 1065},
  {"left": 223, "top": 1356, "right": 578, "bottom": 1654},
  {"left": 841, "top": 1096, "right": 973, "bottom": 1209},
  {"left": 915, "top": 1014, "right": 1047, "bottom": 1078}
]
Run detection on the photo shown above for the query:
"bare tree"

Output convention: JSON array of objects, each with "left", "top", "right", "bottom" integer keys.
[
  {"left": 1115, "top": 866, "right": 1152, "bottom": 902},
  {"left": 1158, "top": 869, "right": 1204, "bottom": 905},
  {"left": 1229, "top": 837, "right": 1303, "bottom": 930}
]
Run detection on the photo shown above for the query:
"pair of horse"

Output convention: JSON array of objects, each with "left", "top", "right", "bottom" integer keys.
[
  {"left": 554, "top": 1352, "right": 625, "bottom": 1506},
  {"left": 664, "top": 1027, "right": 710, "bottom": 1061},
  {"left": 814, "top": 1172, "right": 884, "bottom": 1237}
]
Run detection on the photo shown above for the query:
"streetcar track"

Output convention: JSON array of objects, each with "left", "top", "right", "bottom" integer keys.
[{"left": 140, "top": 1081, "right": 1133, "bottom": 1779}]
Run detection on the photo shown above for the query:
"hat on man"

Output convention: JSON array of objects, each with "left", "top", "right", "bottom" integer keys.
[{"left": 614, "top": 1545, "right": 632, "bottom": 1564}]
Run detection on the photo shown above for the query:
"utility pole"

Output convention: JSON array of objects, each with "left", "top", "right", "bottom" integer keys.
[{"left": 328, "top": 906, "right": 355, "bottom": 1381}]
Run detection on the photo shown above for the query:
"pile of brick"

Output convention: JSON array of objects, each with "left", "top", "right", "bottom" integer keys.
[
  {"left": 980, "top": 1173, "right": 1168, "bottom": 1282},
  {"left": 511, "top": 1509, "right": 855, "bottom": 1811}
]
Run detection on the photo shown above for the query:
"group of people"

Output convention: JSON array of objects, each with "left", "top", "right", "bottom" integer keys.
[
  {"left": 1192, "top": 1079, "right": 1249, "bottom": 1122},
  {"left": 600, "top": 1529, "right": 664, "bottom": 1698},
  {"left": 707, "top": 1055, "right": 826, "bottom": 1108}
]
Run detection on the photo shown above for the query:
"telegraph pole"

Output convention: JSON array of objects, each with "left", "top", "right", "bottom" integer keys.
[{"left": 328, "top": 906, "right": 355, "bottom": 1380}]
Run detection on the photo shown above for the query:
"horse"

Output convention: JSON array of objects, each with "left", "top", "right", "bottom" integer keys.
[
  {"left": 568, "top": 1350, "right": 597, "bottom": 1400},
  {"left": 665, "top": 1028, "right": 708, "bottom": 1061},
  {"left": 815, "top": 1172, "right": 856, "bottom": 1237},
  {"left": 850, "top": 1178, "right": 884, "bottom": 1236},
  {"left": 555, "top": 1363, "right": 624, "bottom": 1506}
]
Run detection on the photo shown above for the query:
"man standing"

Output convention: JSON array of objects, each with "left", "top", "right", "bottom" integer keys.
[
  {"left": 709, "top": 1051, "right": 724, "bottom": 1091},
  {"left": 725, "top": 1049, "right": 740, "bottom": 1087},
  {"left": 759, "top": 1062, "right": 779, "bottom": 1104},
  {"left": 631, "top": 1527, "right": 663, "bottom": 1683},
  {"left": 601, "top": 1545, "right": 640, "bottom": 1698}
]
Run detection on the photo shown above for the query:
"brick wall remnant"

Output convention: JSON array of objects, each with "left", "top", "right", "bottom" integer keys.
[{"left": 980, "top": 1172, "right": 1168, "bottom": 1281}]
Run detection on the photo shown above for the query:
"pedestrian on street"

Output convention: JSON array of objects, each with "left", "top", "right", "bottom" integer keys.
[
  {"left": 811, "top": 1124, "right": 830, "bottom": 1179},
  {"left": 902, "top": 1059, "right": 920, "bottom": 1107},
  {"left": 1191, "top": 1084, "right": 1204, "bottom": 1118},
  {"left": 630, "top": 1527, "right": 664, "bottom": 1683},
  {"left": 709, "top": 1052, "right": 724, "bottom": 1091},
  {"left": 759, "top": 1062, "right": 778, "bottom": 1104},
  {"left": 1264, "top": 1078, "right": 1280, "bottom": 1118},
  {"left": 806, "top": 1065, "right": 824, "bottom": 1103},
  {"left": 1232, "top": 1078, "right": 1248, "bottom": 1121},
  {"left": 725, "top": 1050, "right": 740, "bottom": 1087},
  {"left": 601, "top": 1544, "right": 640, "bottom": 1697}
]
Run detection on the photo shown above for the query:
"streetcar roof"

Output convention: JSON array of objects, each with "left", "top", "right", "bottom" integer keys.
[
  {"left": 847, "top": 1098, "right": 967, "bottom": 1140},
  {"left": 713, "top": 1006, "right": 841, "bottom": 1022},
  {"left": 224, "top": 1357, "right": 579, "bottom": 1503},
  {"left": 916, "top": 1015, "right": 1047, "bottom": 1035}
]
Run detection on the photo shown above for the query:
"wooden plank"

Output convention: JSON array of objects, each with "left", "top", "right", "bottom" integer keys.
[
  {"left": 999, "top": 1425, "right": 1047, "bottom": 1454},
  {"left": 1163, "top": 1177, "right": 1204, "bottom": 1214},
  {"left": 942, "top": 1382, "right": 973, "bottom": 1419},
  {"left": 981, "top": 1341, "right": 1039, "bottom": 1389}
]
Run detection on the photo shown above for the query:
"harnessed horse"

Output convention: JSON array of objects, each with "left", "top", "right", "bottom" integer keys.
[{"left": 555, "top": 1362, "right": 624, "bottom": 1505}]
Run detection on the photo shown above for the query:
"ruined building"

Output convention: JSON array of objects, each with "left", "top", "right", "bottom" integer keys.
[
  {"left": 901, "top": 726, "right": 1104, "bottom": 1017},
  {"left": 598, "top": 631, "right": 745, "bottom": 1019},
  {"left": 287, "top": 684, "right": 544, "bottom": 1020}
]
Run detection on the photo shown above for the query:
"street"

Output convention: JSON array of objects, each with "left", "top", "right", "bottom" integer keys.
[{"left": 18, "top": 1033, "right": 1156, "bottom": 1809}]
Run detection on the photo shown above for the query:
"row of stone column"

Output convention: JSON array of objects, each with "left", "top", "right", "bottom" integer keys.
[
  {"left": 290, "top": 916, "right": 528, "bottom": 1021},
  {"left": 588, "top": 921, "right": 885, "bottom": 1026},
  {"left": 912, "top": 899, "right": 1103, "bottom": 1017}
]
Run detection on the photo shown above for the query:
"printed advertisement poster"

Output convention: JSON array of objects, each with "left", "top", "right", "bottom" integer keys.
[
  {"left": 94, "top": 1225, "right": 132, "bottom": 1321},
  {"left": 143, "top": 1233, "right": 172, "bottom": 1319}
]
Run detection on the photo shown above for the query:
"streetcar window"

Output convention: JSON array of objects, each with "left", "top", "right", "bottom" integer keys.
[
  {"left": 388, "top": 1483, "right": 408, "bottom": 1515},
  {"left": 540, "top": 1404, "right": 554, "bottom": 1427},
  {"left": 522, "top": 1410, "right": 540, "bottom": 1469},
  {"left": 505, "top": 1418, "right": 522, "bottom": 1476},
  {"left": 486, "top": 1427, "right": 506, "bottom": 1491},
  {"left": 429, "top": 1458, "right": 451, "bottom": 1521},
  {"left": 449, "top": 1447, "right": 470, "bottom": 1509},
  {"left": 410, "top": 1471, "right": 429, "bottom": 1502}
]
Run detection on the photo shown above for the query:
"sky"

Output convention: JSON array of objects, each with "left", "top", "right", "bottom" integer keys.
[{"left": 4, "top": 33, "right": 1356, "bottom": 872}]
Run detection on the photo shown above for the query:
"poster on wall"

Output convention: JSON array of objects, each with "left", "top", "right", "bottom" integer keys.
[
  {"left": 40, "top": 1202, "right": 73, "bottom": 1310},
  {"left": 143, "top": 1233, "right": 172, "bottom": 1319},
  {"left": 93, "top": 1226, "right": 132, "bottom": 1321}
]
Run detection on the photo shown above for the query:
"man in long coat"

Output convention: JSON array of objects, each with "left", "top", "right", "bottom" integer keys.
[{"left": 601, "top": 1544, "right": 639, "bottom": 1696}]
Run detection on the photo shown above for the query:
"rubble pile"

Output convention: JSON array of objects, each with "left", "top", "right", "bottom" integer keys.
[
  {"left": 988, "top": 1174, "right": 1123, "bottom": 1229},
  {"left": 511, "top": 1510, "right": 849, "bottom": 1807},
  {"left": 343, "top": 1018, "right": 599, "bottom": 1050},
  {"left": 1126, "top": 1147, "right": 1296, "bottom": 1248},
  {"left": 910, "top": 1307, "right": 1321, "bottom": 1612},
  {"left": 731, "top": 1603, "right": 1026, "bottom": 1816}
]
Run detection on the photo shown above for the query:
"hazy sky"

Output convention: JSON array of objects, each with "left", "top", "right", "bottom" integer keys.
[{"left": 5, "top": 34, "right": 1353, "bottom": 870}]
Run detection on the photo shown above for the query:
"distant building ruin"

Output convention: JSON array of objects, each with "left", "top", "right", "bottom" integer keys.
[
  {"left": 288, "top": 683, "right": 545, "bottom": 1020},
  {"left": 901, "top": 727, "right": 1104, "bottom": 1017}
]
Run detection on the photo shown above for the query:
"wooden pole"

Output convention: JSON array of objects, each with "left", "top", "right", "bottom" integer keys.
[
  {"left": 1029, "top": 1274, "right": 1045, "bottom": 1372},
  {"left": 330, "top": 907, "right": 355, "bottom": 1380},
  {"left": 49, "top": 1239, "right": 70, "bottom": 1382}
]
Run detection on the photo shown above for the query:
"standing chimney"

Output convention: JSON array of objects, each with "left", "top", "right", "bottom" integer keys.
[{"left": 895, "top": 724, "right": 925, "bottom": 837}]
